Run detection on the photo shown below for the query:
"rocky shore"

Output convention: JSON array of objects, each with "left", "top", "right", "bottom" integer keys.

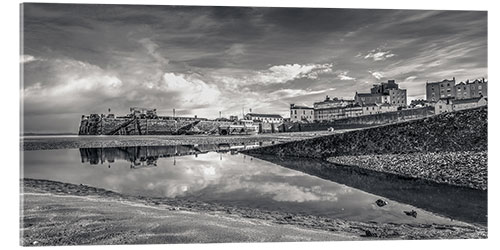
[
  {"left": 244, "top": 107, "right": 487, "bottom": 159},
  {"left": 21, "top": 178, "right": 486, "bottom": 246},
  {"left": 328, "top": 151, "right": 487, "bottom": 190},
  {"left": 328, "top": 151, "right": 488, "bottom": 190}
]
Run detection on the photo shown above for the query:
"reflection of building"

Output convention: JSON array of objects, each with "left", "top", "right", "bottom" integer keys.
[
  {"left": 79, "top": 145, "right": 215, "bottom": 167},
  {"left": 290, "top": 104, "right": 314, "bottom": 122},
  {"left": 244, "top": 113, "right": 283, "bottom": 123},
  {"left": 79, "top": 144, "right": 261, "bottom": 167}
]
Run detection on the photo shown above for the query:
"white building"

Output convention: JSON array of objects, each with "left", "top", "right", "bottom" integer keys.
[
  {"left": 244, "top": 113, "right": 284, "bottom": 124},
  {"left": 434, "top": 97, "right": 487, "bottom": 115},
  {"left": 290, "top": 104, "right": 314, "bottom": 122}
]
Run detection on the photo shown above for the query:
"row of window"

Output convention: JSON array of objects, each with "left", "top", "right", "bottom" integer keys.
[{"left": 292, "top": 110, "right": 314, "bottom": 115}]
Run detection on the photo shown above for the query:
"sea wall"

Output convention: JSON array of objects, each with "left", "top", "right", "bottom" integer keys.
[
  {"left": 281, "top": 106, "right": 434, "bottom": 132},
  {"left": 79, "top": 118, "right": 234, "bottom": 135},
  {"left": 245, "top": 107, "right": 487, "bottom": 159}
]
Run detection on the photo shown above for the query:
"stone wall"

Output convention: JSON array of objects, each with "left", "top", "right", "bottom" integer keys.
[
  {"left": 281, "top": 107, "right": 434, "bottom": 132},
  {"left": 244, "top": 107, "right": 487, "bottom": 159},
  {"left": 78, "top": 118, "right": 234, "bottom": 135}
]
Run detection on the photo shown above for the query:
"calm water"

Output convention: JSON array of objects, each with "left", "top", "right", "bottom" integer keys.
[{"left": 22, "top": 145, "right": 478, "bottom": 226}]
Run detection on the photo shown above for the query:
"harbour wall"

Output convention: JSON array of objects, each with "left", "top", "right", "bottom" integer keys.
[
  {"left": 79, "top": 118, "right": 233, "bottom": 135},
  {"left": 78, "top": 106, "right": 434, "bottom": 135},
  {"left": 280, "top": 106, "right": 434, "bottom": 132}
]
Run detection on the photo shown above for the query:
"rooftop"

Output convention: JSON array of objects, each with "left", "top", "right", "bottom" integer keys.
[
  {"left": 453, "top": 97, "right": 486, "bottom": 105},
  {"left": 290, "top": 105, "right": 313, "bottom": 109},
  {"left": 245, "top": 113, "right": 283, "bottom": 118}
]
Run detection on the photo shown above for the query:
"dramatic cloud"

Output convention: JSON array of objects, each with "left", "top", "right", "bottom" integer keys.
[
  {"left": 20, "top": 54, "right": 40, "bottom": 64},
  {"left": 369, "top": 71, "right": 384, "bottom": 80},
  {"left": 337, "top": 71, "right": 356, "bottom": 81},
  {"left": 160, "top": 73, "right": 220, "bottom": 107},
  {"left": 21, "top": 4, "right": 487, "bottom": 133},
  {"left": 363, "top": 48, "right": 396, "bottom": 61},
  {"left": 213, "top": 63, "right": 333, "bottom": 87}
]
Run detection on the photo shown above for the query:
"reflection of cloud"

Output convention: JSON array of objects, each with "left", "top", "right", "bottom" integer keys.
[
  {"left": 221, "top": 181, "right": 338, "bottom": 203},
  {"left": 96, "top": 153, "right": 341, "bottom": 203}
]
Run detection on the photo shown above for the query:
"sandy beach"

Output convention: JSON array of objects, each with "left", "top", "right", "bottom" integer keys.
[{"left": 21, "top": 178, "right": 487, "bottom": 246}]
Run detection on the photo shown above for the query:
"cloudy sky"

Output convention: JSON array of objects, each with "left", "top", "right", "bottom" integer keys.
[{"left": 21, "top": 3, "right": 487, "bottom": 133}]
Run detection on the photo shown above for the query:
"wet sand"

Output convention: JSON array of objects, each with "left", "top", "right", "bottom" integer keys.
[
  {"left": 21, "top": 131, "right": 341, "bottom": 151},
  {"left": 21, "top": 179, "right": 487, "bottom": 246}
]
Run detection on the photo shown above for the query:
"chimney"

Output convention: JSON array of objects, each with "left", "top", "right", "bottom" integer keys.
[{"left": 453, "top": 77, "right": 455, "bottom": 82}]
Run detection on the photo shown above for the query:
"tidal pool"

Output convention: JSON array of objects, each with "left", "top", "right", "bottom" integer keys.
[{"left": 22, "top": 145, "right": 477, "bottom": 226}]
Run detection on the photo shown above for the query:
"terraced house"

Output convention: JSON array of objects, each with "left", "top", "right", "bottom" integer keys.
[{"left": 426, "top": 77, "right": 487, "bottom": 102}]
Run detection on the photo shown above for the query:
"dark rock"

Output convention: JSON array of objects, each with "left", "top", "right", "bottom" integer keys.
[
  {"left": 375, "top": 199, "right": 388, "bottom": 207},
  {"left": 404, "top": 210, "right": 417, "bottom": 218},
  {"left": 362, "top": 230, "right": 378, "bottom": 237}
]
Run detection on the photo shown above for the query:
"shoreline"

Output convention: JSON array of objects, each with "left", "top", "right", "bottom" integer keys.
[
  {"left": 327, "top": 151, "right": 487, "bottom": 190},
  {"left": 21, "top": 131, "right": 342, "bottom": 151},
  {"left": 21, "top": 178, "right": 487, "bottom": 245}
]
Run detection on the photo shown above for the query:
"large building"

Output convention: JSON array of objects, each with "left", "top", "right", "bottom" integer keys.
[
  {"left": 290, "top": 104, "right": 314, "bottom": 122},
  {"left": 355, "top": 80, "right": 407, "bottom": 107},
  {"left": 455, "top": 78, "right": 488, "bottom": 100},
  {"left": 426, "top": 77, "right": 487, "bottom": 102},
  {"left": 313, "top": 96, "right": 355, "bottom": 121},
  {"left": 426, "top": 78, "right": 456, "bottom": 102},
  {"left": 244, "top": 113, "right": 284, "bottom": 123}
]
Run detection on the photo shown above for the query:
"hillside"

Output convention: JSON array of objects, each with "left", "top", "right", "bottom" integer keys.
[{"left": 245, "top": 107, "right": 487, "bottom": 159}]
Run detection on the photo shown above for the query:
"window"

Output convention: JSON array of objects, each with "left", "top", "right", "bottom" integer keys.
[
  {"left": 479, "top": 85, "right": 482, "bottom": 90},
  {"left": 294, "top": 110, "right": 297, "bottom": 114}
]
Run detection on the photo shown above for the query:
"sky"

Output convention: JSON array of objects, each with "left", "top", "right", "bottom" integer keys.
[{"left": 21, "top": 3, "right": 487, "bottom": 133}]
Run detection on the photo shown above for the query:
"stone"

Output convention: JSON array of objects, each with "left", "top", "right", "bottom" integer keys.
[
  {"left": 404, "top": 210, "right": 417, "bottom": 218},
  {"left": 375, "top": 199, "right": 388, "bottom": 207}
]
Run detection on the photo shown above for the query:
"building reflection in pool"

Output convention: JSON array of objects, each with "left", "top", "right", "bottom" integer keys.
[{"left": 79, "top": 143, "right": 260, "bottom": 168}]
